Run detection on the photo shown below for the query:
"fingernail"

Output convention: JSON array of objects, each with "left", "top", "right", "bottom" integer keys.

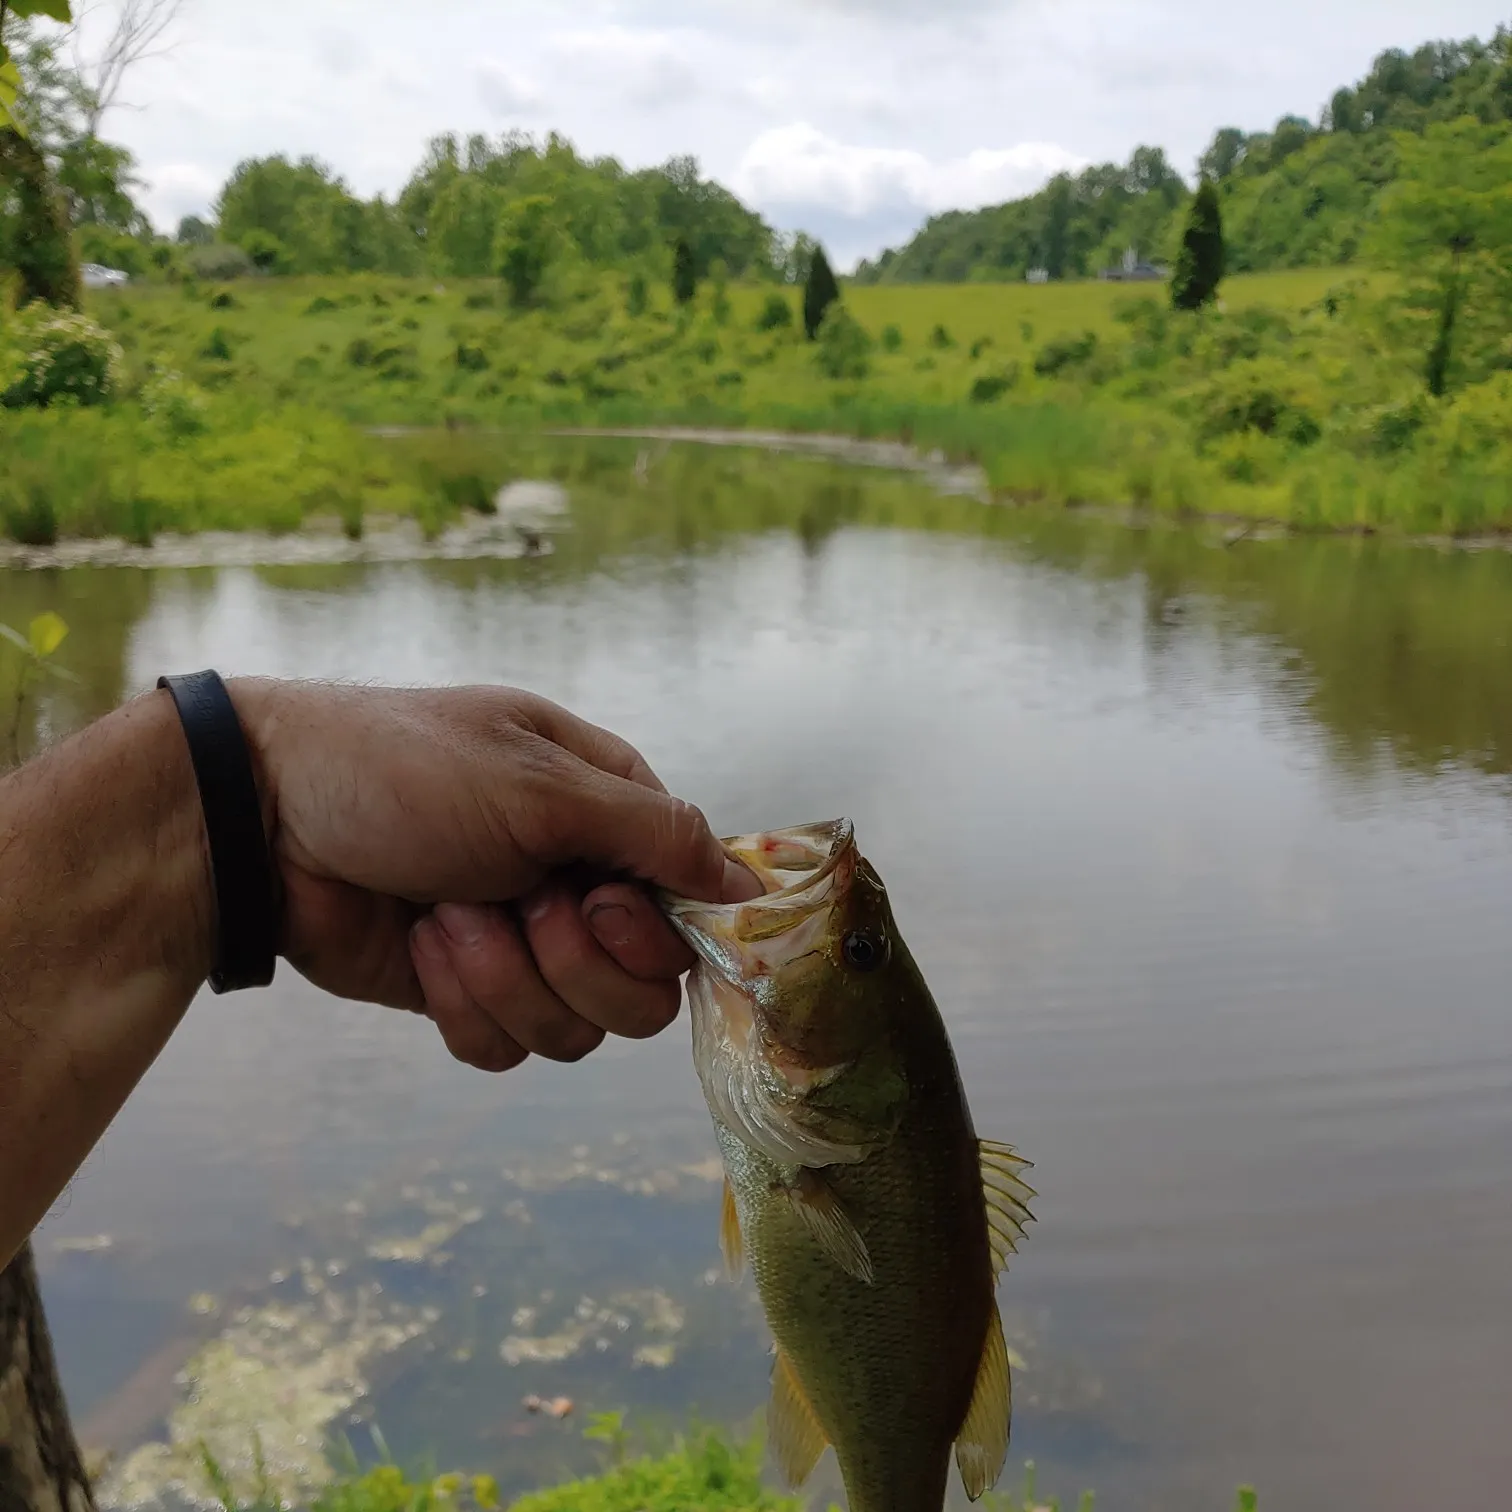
[
  {"left": 435, "top": 902, "right": 491, "bottom": 948},
  {"left": 722, "top": 855, "right": 763, "bottom": 903},
  {"left": 587, "top": 901, "right": 635, "bottom": 952},
  {"left": 411, "top": 917, "right": 445, "bottom": 962},
  {"left": 522, "top": 890, "right": 556, "bottom": 924}
]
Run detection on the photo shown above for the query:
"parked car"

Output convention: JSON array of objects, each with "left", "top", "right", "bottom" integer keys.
[{"left": 80, "top": 263, "right": 130, "bottom": 289}]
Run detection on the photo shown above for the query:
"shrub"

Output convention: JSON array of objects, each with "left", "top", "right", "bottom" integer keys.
[
  {"left": 0, "top": 308, "right": 124, "bottom": 409},
  {"left": 1196, "top": 358, "right": 1324, "bottom": 446},
  {"left": 815, "top": 306, "right": 873, "bottom": 380},
  {"left": 185, "top": 242, "right": 253, "bottom": 281},
  {"left": 970, "top": 366, "right": 1020, "bottom": 403},
  {"left": 346, "top": 337, "right": 375, "bottom": 368},
  {"left": 1033, "top": 331, "right": 1099, "bottom": 377},
  {"left": 209, "top": 291, "right": 239, "bottom": 310},
  {"left": 464, "top": 290, "right": 496, "bottom": 310},
  {"left": 304, "top": 296, "right": 339, "bottom": 314},
  {"left": 929, "top": 323, "right": 954, "bottom": 349},
  {"left": 803, "top": 245, "right": 840, "bottom": 340},
  {"left": 626, "top": 272, "right": 649, "bottom": 318},
  {"left": 1, "top": 478, "right": 59, "bottom": 545},
  {"left": 672, "top": 238, "right": 697, "bottom": 306},
  {"left": 455, "top": 343, "right": 490, "bottom": 372},
  {"left": 881, "top": 324, "right": 903, "bottom": 352},
  {"left": 202, "top": 326, "right": 235, "bottom": 361},
  {"left": 969, "top": 336, "right": 993, "bottom": 359},
  {"left": 238, "top": 229, "right": 288, "bottom": 274},
  {"left": 139, "top": 367, "right": 209, "bottom": 438},
  {"left": 756, "top": 292, "right": 793, "bottom": 331}
]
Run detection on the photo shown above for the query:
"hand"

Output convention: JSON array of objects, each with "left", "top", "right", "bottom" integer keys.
[{"left": 229, "top": 680, "right": 761, "bottom": 1072}]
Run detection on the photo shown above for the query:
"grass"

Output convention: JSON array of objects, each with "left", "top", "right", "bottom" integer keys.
[
  {"left": 1, "top": 263, "right": 1501, "bottom": 541},
  {"left": 189, "top": 1425, "right": 1261, "bottom": 1512}
]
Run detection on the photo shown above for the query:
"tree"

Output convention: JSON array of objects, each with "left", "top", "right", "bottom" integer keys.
[
  {"left": 1199, "top": 127, "right": 1248, "bottom": 182},
  {"left": 496, "top": 193, "right": 563, "bottom": 307},
  {"left": 1371, "top": 119, "right": 1512, "bottom": 395},
  {"left": 1170, "top": 181, "right": 1226, "bottom": 310},
  {"left": 802, "top": 243, "right": 840, "bottom": 340},
  {"left": 70, "top": 0, "right": 187, "bottom": 140},
  {"left": 671, "top": 235, "right": 696, "bottom": 304},
  {"left": 176, "top": 212, "right": 213, "bottom": 245}
]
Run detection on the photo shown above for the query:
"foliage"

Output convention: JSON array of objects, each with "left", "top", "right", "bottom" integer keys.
[
  {"left": 496, "top": 193, "right": 564, "bottom": 308},
  {"left": 0, "top": 303, "right": 121, "bottom": 405},
  {"left": 0, "top": 1, "right": 75, "bottom": 137},
  {"left": 813, "top": 304, "right": 871, "bottom": 379},
  {"left": 802, "top": 244, "right": 840, "bottom": 340},
  {"left": 1171, "top": 181, "right": 1226, "bottom": 310},
  {"left": 672, "top": 236, "right": 697, "bottom": 305},
  {"left": 0, "top": 610, "right": 76, "bottom": 765},
  {"left": 855, "top": 27, "right": 1512, "bottom": 285},
  {"left": 755, "top": 291, "right": 792, "bottom": 331}
]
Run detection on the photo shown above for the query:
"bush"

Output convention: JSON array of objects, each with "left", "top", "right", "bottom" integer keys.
[
  {"left": 455, "top": 343, "right": 490, "bottom": 372},
  {"left": 1197, "top": 357, "right": 1324, "bottom": 446},
  {"left": 1, "top": 478, "right": 59, "bottom": 545},
  {"left": 1033, "top": 331, "right": 1099, "bottom": 377},
  {"left": 202, "top": 326, "right": 235, "bottom": 361},
  {"left": 969, "top": 336, "right": 993, "bottom": 359},
  {"left": 186, "top": 242, "right": 253, "bottom": 281},
  {"left": 0, "top": 308, "right": 124, "bottom": 408},
  {"left": 209, "top": 290, "right": 239, "bottom": 310},
  {"left": 970, "top": 366, "right": 1020, "bottom": 403},
  {"left": 238, "top": 229, "right": 289, "bottom": 274},
  {"left": 757, "top": 291, "right": 793, "bottom": 332},
  {"left": 881, "top": 324, "right": 903, "bottom": 352},
  {"left": 815, "top": 306, "right": 873, "bottom": 380},
  {"left": 626, "top": 273, "right": 649, "bottom": 318},
  {"left": 139, "top": 366, "right": 209, "bottom": 438},
  {"left": 304, "top": 296, "right": 338, "bottom": 314},
  {"left": 929, "top": 323, "right": 954, "bottom": 349}
]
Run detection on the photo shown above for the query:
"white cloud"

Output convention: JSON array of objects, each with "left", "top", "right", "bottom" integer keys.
[
  {"left": 140, "top": 162, "right": 224, "bottom": 230},
  {"left": 548, "top": 25, "right": 703, "bottom": 109},
  {"left": 475, "top": 63, "right": 544, "bottom": 118},
  {"left": 734, "top": 123, "right": 1086, "bottom": 220}
]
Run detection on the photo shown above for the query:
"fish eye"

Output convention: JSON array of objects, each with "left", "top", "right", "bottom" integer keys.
[{"left": 842, "top": 931, "right": 886, "bottom": 971}]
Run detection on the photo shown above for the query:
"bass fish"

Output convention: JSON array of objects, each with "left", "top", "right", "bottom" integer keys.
[{"left": 661, "top": 819, "right": 1035, "bottom": 1512}]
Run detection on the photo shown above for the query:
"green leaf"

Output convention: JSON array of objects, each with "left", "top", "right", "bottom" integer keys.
[
  {"left": 28, "top": 611, "right": 68, "bottom": 658},
  {"left": 7, "top": 1, "right": 74, "bottom": 20},
  {"left": 0, "top": 56, "right": 23, "bottom": 138},
  {"left": 0, "top": 623, "right": 32, "bottom": 656}
]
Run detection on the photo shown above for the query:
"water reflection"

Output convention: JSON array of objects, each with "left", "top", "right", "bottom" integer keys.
[{"left": 8, "top": 440, "right": 1512, "bottom": 1512}]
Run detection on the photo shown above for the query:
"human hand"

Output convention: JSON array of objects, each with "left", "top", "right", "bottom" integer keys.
[{"left": 228, "top": 680, "right": 761, "bottom": 1072}]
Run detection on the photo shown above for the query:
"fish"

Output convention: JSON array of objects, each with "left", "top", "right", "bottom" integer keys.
[{"left": 660, "top": 818, "right": 1035, "bottom": 1512}]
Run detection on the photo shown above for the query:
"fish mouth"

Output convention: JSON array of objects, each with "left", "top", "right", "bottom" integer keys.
[{"left": 660, "top": 818, "right": 857, "bottom": 986}]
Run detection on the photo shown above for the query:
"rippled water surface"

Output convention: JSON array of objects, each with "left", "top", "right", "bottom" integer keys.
[{"left": 10, "top": 439, "right": 1512, "bottom": 1512}]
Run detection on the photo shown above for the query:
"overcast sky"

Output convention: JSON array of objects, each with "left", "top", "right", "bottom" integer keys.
[{"left": 74, "top": 0, "right": 1512, "bottom": 268}]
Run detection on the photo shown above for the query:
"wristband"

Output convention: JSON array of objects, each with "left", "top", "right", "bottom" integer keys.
[{"left": 157, "top": 671, "right": 279, "bottom": 993}]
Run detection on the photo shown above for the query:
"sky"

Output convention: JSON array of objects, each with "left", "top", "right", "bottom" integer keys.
[{"left": 71, "top": 0, "right": 1512, "bottom": 269}]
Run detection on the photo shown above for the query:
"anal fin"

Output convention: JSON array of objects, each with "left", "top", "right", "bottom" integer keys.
[
  {"left": 954, "top": 1304, "right": 1011, "bottom": 1501},
  {"left": 769, "top": 1347, "right": 829, "bottom": 1489},
  {"left": 779, "top": 1167, "right": 873, "bottom": 1284},
  {"left": 720, "top": 1177, "right": 745, "bottom": 1280}
]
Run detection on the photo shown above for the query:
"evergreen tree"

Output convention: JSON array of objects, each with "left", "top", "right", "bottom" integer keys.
[
  {"left": 1170, "top": 180, "right": 1226, "bottom": 311},
  {"left": 802, "top": 243, "right": 840, "bottom": 340},
  {"left": 672, "top": 236, "right": 697, "bottom": 305}
]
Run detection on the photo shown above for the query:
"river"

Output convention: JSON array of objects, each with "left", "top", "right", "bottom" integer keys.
[{"left": 8, "top": 437, "right": 1512, "bottom": 1512}]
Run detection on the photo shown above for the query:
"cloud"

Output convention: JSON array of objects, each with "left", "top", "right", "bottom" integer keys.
[
  {"left": 138, "top": 161, "right": 224, "bottom": 228},
  {"left": 733, "top": 122, "right": 1086, "bottom": 220},
  {"left": 548, "top": 25, "right": 703, "bottom": 109},
  {"left": 475, "top": 62, "right": 545, "bottom": 118}
]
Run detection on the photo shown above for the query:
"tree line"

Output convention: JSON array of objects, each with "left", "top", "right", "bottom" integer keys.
[{"left": 853, "top": 30, "right": 1512, "bottom": 285}]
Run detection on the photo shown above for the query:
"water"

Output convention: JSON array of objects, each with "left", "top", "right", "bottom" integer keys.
[{"left": 9, "top": 439, "right": 1512, "bottom": 1512}]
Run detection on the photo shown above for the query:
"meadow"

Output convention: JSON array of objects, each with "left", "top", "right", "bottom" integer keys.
[{"left": 5, "top": 262, "right": 1507, "bottom": 545}]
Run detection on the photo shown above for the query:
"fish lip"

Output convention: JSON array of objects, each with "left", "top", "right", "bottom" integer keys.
[{"left": 659, "top": 818, "right": 857, "bottom": 974}]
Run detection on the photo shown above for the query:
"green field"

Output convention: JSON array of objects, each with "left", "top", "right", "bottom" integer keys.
[{"left": 1, "top": 263, "right": 1503, "bottom": 544}]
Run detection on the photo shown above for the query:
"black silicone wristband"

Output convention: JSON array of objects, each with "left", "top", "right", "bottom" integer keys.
[{"left": 157, "top": 671, "right": 279, "bottom": 993}]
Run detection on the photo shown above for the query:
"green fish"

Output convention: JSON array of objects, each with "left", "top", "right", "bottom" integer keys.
[{"left": 661, "top": 819, "right": 1035, "bottom": 1512}]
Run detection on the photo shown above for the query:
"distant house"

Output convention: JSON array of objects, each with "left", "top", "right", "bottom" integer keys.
[
  {"left": 80, "top": 263, "right": 130, "bottom": 289},
  {"left": 1025, "top": 267, "right": 1050, "bottom": 284},
  {"left": 1099, "top": 247, "right": 1166, "bottom": 283}
]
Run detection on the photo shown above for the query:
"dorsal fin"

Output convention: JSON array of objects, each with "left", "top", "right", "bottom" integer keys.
[
  {"left": 954, "top": 1304, "right": 1011, "bottom": 1501},
  {"left": 980, "top": 1140, "right": 1036, "bottom": 1279},
  {"left": 768, "top": 1347, "right": 829, "bottom": 1489},
  {"left": 719, "top": 1177, "right": 745, "bottom": 1280}
]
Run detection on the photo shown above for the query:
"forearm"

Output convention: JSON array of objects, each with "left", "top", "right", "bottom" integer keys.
[{"left": 0, "top": 689, "right": 214, "bottom": 1266}]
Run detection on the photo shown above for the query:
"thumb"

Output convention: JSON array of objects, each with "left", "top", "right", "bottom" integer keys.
[{"left": 531, "top": 763, "right": 761, "bottom": 903}]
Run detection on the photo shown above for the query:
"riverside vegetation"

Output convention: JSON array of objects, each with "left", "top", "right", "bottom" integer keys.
[{"left": 5, "top": 24, "right": 1512, "bottom": 541}]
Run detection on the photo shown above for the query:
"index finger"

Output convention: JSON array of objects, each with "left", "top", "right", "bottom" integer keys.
[{"left": 514, "top": 695, "right": 668, "bottom": 794}]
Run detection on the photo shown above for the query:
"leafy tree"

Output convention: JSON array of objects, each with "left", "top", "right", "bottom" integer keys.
[
  {"left": 802, "top": 243, "right": 840, "bottom": 340},
  {"left": 672, "top": 236, "right": 696, "bottom": 304},
  {"left": 1371, "top": 118, "right": 1512, "bottom": 395},
  {"left": 176, "top": 213, "right": 213, "bottom": 244},
  {"left": 496, "top": 193, "right": 563, "bottom": 307},
  {"left": 1200, "top": 128, "right": 1248, "bottom": 182},
  {"left": 1170, "top": 181, "right": 1226, "bottom": 310}
]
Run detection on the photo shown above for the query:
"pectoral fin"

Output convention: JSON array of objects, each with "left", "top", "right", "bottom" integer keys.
[
  {"left": 954, "top": 1304, "right": 1011, "bottom": 1501},
  {"left": 980, "top": 1140, "right": 1037, "bottom": 1279},
  {"left": 768, "top": 1347, "right": 829, "bottom": 1489},
  {"left": 720, "top": 1177, "right": 745, "bottom": 1280},
  {"left": 779, "top": 1167, "right": 873, "bottom": 1284}
]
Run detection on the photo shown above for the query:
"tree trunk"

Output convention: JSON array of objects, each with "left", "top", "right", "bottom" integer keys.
[{"left": 0, "top": 1245, "right": 96, "bottom": 1512}]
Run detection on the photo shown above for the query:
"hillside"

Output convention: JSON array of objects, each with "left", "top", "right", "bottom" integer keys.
[{"left": 853, "top": 31, "right": 1512, "bottom": 284}]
